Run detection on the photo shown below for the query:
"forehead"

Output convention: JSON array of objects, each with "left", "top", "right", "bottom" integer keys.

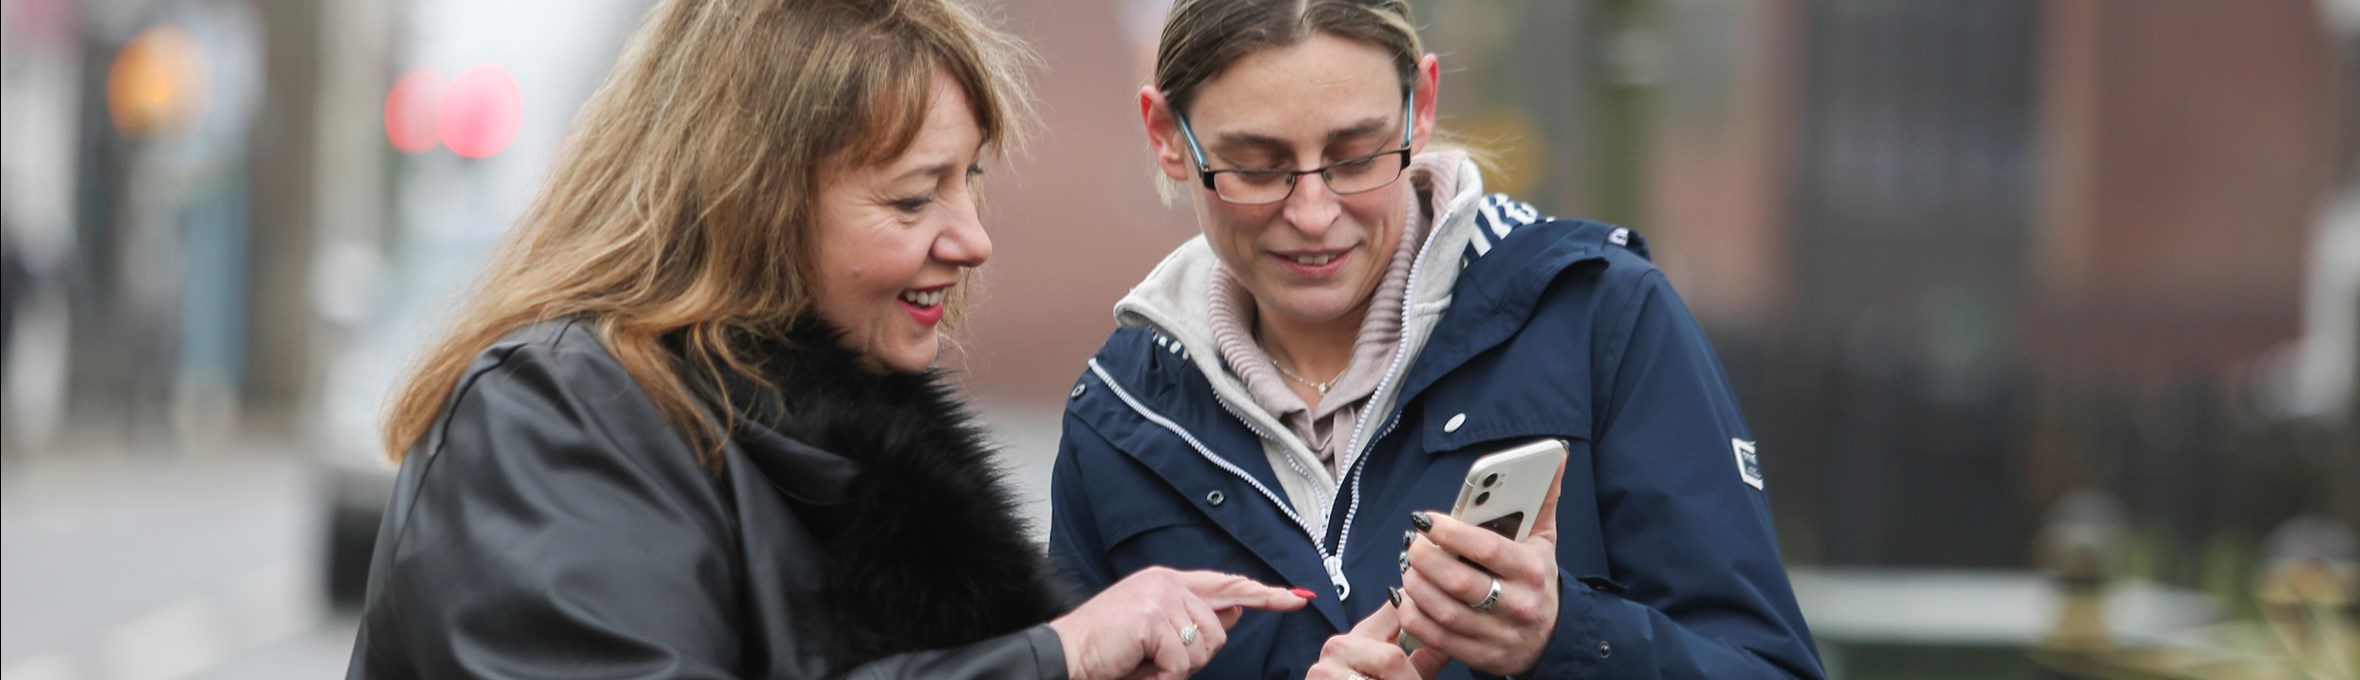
[
  {"left": 878, "top": 70, "right": 984, "bottom": 167},
  {"left": 1183, "top": 33, "right": 1403, "bottom": 142},
  {"left": 830, "top": 70, "right": 982, "bottom": 190},
  {"left": 913, "top": 71, "right": 981, "bottom": 147}
]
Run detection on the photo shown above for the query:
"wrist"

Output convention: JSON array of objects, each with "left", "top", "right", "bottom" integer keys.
[{"left": 1046, "top": 619, "right": 1086, "bottom": 680}]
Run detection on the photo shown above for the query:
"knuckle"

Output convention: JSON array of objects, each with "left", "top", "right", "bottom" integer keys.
[
  {"left": 1321, "top": 635, "right": 1351, "bottom": 657},
  {"left": 1515, "top": 600, "right": 1548, "bottom": 625},
  {"left": 1471, "top": 540, "right": 1507, "bottom": 565},
  {"left": 1426, "top": 598, "right": 1465, "bottom": 626},
  {"left": 1442, "top": 569, "right": 1475, "bottom": 595}
]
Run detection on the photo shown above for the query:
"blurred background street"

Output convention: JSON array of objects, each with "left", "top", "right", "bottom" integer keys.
[
  {"left": 5, "top": 0, "right": 2357, "bottom": 678},
  {"left": 3, "top": 443, "right": 355, "bottom": 679}
]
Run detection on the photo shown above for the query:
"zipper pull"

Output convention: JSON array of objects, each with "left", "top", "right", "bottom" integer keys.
[{"left": 1323, "top": 554, "right": 1352, "bottom": 601}]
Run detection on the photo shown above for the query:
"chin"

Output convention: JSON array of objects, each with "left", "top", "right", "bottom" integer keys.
[{"left": 882, "top": 339, "right": 940, "bottom": 374}]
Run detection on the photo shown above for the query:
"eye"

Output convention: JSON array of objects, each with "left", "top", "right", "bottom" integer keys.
[
  {"left": 1331, "top": 155, "right": 1379, "bottom": 175},
  {"left": 1232, "top": 169, "right": 1290, "bottom": 186},
  {"left": 891, "top": 195, "right": 935, "bottom": 214}
]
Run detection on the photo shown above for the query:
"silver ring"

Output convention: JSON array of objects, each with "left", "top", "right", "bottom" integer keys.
[
  {"left": 1470, "top": 578, "right": 1502, "bottom": 612},
  {"left": 1178, "top": 624, "right": 1200, "bottom": 645}
]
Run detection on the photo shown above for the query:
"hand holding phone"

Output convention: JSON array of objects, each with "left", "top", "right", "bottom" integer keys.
[{"left": 1399, "top": 439, "right": 1568, "bottom": 651}]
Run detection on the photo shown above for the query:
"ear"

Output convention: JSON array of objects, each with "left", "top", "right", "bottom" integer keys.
[
  {"left": 1409, "top": 53, "right": 1441, "bottom": 154},
  {"left": 1141, "top": 86, "right": 1194, "bottom": 182}
]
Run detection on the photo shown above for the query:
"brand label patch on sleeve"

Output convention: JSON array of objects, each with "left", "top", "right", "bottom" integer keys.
[{"left": 1733, "top": 439, "right": 1763, "bottom": 490}]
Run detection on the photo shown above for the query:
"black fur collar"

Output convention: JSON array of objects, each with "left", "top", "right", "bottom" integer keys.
[{"left": 732, "top": 323, "right": 1072, "bottom": 670}]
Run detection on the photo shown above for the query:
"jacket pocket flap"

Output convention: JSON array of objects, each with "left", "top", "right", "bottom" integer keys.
[
  {"left": 1099, "top": 510, "right": 1198, "bottom": 548},
  {"left": 1421, "top": 413, "right": 1590, "bottom": 456}
]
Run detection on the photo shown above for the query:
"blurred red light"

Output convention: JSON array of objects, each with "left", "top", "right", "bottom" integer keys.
[
  {"left": 384, "top": 69, "right": 442, "bottom": 153},
  {"left": 437, "top": 65, "right": 522, "bottom": 159}
]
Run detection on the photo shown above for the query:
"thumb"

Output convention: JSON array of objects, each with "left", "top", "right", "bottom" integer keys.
[
  {"left": 1409, "top": 647, "right": 1450, "bottom": 679},
  {"left": 1349, "top": 602, "right": 1402, "bottom": 640},
  {"left": 1528, "top": 452, "right": 1569, "bottom": 546}
]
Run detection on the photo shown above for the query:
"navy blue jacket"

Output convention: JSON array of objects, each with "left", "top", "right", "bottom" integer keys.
[{"left": 1049, "top": 218, "right": 1823, "bottom": 679}]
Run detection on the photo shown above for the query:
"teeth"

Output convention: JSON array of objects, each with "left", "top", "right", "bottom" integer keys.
[
  {"left": 899, "top": 288, "right": 948, "bottom": 308},
  {"left": 1291, "top": 254, "right": 1336, "bottom": 266}
]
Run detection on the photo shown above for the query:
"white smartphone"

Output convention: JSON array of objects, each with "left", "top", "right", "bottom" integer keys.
[
  {"left": 1400, "top": 439, "right": 1568, "bottom": 651},
  {"left": 1446, "top": 439, "right": 1567, "bottom": 542}
]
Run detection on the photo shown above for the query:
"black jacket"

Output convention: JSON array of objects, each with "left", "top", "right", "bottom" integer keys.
[{"left": 348, "top": 320, "right": 1074, "bottom": 678}]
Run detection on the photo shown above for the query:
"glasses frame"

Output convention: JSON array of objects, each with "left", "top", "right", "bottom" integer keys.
[{"left": 1174, "top": 93, "right": 1415, "bottom": 206}]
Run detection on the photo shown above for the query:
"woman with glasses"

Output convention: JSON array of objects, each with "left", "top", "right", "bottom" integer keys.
[{"left": 1047, "top": 0, "right": 1824, "bottom": 678}]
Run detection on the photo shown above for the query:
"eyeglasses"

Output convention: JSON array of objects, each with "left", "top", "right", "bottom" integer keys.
[{"left": 1175, "top": 94, "right": 1414, "bottom": 206}]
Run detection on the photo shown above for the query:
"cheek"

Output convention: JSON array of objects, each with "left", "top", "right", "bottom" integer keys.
[
  {"left": 1202, "top": 208, "right": 1272, "bottom": 256},
  {"left": 830, "top": 232, "right": 921, "bottom": 294},
  {"left": 1346, "top": 195, "right": 1401, "bottom": 238}
]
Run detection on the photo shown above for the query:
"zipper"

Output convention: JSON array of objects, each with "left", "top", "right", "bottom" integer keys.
[
  {"left": 1323, "top": 197, "right": 1462, "bottom": 588},
  {"left": 1085, "top": 359, "right": 1351, "bottom": 598},
  {"left": 1207, "top": 388, "right": 1334, "bottom": 513}
]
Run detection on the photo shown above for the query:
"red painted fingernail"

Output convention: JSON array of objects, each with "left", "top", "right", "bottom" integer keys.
[{"left": 1290, "top": 587, "right": 1317, "bottom": 600}]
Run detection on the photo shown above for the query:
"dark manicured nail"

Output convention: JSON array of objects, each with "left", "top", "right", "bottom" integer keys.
[
  {"left": 1409, "top": 511, "right": 1433, "bottom": 532},
  {"left": 1399, "top": 552, "right": 1411, "bottom": 573},
  {"left": 1388, "top": 586, "right": 1403, "bottom": 608},
  {"left": 1290, "top": 587, "right": 1317, "bottom": 600},
  {"left": 1403, "top": 529, "right": 1417, "bottom": 549}
]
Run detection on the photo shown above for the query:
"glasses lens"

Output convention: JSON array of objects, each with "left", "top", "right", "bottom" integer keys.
[
  {"left": 1211, "top": 170, "right": 1294, "bottom": 205},
  {"left": 1326, "top": 151, "right": 1408, "bottom": 195}
]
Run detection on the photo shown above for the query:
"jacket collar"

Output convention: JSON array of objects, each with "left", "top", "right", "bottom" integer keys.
[{"left": 1393, "top": 221, "right": 1620, "bottom": 408}]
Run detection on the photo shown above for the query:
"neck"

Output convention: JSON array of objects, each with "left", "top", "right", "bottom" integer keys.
[{"left": 1254, "top": 299, "right": 1370, "bottom": 381}]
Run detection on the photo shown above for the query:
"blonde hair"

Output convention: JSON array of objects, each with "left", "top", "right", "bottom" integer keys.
[{"left": 382, "top": 0, "right": 1036, "bottom": 465}]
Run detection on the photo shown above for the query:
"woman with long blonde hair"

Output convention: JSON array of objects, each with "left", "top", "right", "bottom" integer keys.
[{"left": 347, "top": 0, "right": 1308, "bottom": 677}]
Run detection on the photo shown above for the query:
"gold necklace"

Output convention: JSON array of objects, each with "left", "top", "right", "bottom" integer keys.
[{"left": 1271, "top": 359, "right": 1340, "bottom": 395}]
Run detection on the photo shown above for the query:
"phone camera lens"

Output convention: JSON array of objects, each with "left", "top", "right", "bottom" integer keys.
[
  {"left": 1475, "top": 491, "right": 1491, "bottom": 506},
  {"left": 1482, "top": 473, "right": 1500, "bottom": 488}
]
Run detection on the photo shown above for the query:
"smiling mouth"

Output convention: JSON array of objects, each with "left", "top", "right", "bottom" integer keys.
[
  {"left": 1288, "top": 253, "right": 1338, "bottom": 266},
  {"left": 898, "top": 287, "right": 950, "bottom": 308}
]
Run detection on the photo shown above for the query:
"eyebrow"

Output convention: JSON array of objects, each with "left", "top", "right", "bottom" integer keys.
[
  {"left": 887, "top": 143, "right": 988, "bottom": 182},
  {"left": 1213, "top": 115, "right": 1393, "bottom": 151},
  {"left": 891, "top": 162, "right": 960, "bottom": 183}
]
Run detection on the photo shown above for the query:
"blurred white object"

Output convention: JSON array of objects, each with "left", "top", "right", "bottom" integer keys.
[
  {"left": 2, "top": 285, "right": 71, "bottom": 454},
  {"left": 1789, "top": 567, "right": 2217, "bottom": 648},
  {"left": 2259, "top": 185, "right": 2359, "bottom": 420}
]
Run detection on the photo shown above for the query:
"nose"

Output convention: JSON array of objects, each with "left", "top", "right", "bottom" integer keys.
[
  {"left": 1280, "top": 171, "right": 1341, "bottom": 237},
  {"left": 934, "top": 200, "right": 993, "bottom": 268}
]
